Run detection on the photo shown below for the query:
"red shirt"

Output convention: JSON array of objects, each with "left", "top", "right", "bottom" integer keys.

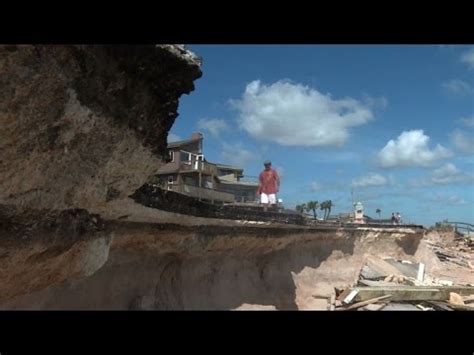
[{"left": 259, "top": 169, "right": 279, "bottom": 194}]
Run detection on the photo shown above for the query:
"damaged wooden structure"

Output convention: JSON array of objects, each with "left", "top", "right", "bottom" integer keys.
[{"left": 326, "top": 248, "right": 474, "bottom": 311}]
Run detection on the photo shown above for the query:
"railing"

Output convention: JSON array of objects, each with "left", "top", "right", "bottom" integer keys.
[
  {"left": 232, "top": 196, "right": 259, "bottom": 203},
  {"left": 172, "top": 183, "right": 234, "bottom": 203},
  {"left": 179, "top": 160, "right": 217, "bottom": 176},
  {"left": 442, "top": 221, "right": 473, "bottom": 237}
]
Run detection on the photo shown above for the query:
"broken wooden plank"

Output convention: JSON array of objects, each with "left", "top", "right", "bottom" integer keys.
[
  {"left": 435, "top": 250, "right": 457, "bottom": 258},
  {"left": 416, "top": 304, "right": 435, "bottom": 311},
  {"left": 360, "top": 302, "right": 390, "bottom": 311},
  {"left": 380, "top": 302, "right": 421, "bottom": 311},
  {"left": 463, "top": 294, "right": 474, "bottom": 304},
  {"left": 437, "top": 279, "right": 454, "bottom": 286},
  {"left": 343, "top": 289, "right": 359, "bottom": 304},
  {"left": 417, "top": 262, "right": 425, "bottom": 282},
  {"left": 384, "top": 258, "right": 419, "bottom": 279},
  {"left": 329, "top": 293, "right": 336, "bottom": 311},
  {"left": 358, "top": 279, "right": 399, "bottom": 287},
  {"left": 360, "top": 265, "right": 385, "bottom": 280},
  {"left": 446, "top": 258, "right": 470, "bottom": 268},
  {"left": 426, "top": 301, "right": 454, "bottom": 311},
  {"left": 312, "top": 294, "right": 330, "bottom": 299},
  {"left": 364, "top": 255, "right": 404, "bottom": 279},
  {"left": 343, "top": 295, "right": 392, "bottom": 311},
  {"left": 351, "top": 286, "right": 474, "bottom": 302},
  {"left": 336, "top": 288, "right": 353, "bottom": 302},
  {"left": 441, "top": 303, "right": 474, "bottom": 311}
]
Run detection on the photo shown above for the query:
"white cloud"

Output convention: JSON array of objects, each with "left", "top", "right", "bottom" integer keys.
[
  {"left": 168, "top": 133, "right": 182, "bottom": 142},
  {"left": 430, "top": 163, "right": 473, "bottom": 184},
  {"left": 352, "top": 173, "right": 388, "bottom": 188},
  {"left": 411, "top": 163, "right": 474, "bottom": 187},
  {"left": 197, "top": 118, "right": 229, "bottom": 138},
  {"left": 362, "top": 94, "right": 388, "bottom": 110},
  {"left": 431, "top": 163, "right": 460, "bottom": 183},
  {"left": 309, "top": 181, "right": 322, "bottom": 191},
  {"left": 431, "top": 194, "right": 467, "bottom": 206},
  {"left": 231, "top": 80, "right": 376, "bottom": 147},
  {"left": 446, "top": 196, "right": 467, "bottom": 205},
  {"left": 450, "top": 129, "right": 474, "bottom": 154},
  {"left": 458, "top": 115, "right": 474, "bottom": 128},
  {"left": 377, "top": 130, "right": 452, "bottom": 168},
  {"left": 442, "top": 79, "right": 473, "bottom": 95},
  {"left": 220, "top": 143, "right": 258, "bottom": 168},
  {"left": 461, "top": 48, "right": 474, "bottom": 69}
]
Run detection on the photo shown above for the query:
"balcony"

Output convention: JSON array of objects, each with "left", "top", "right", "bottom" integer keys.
[{"left": 179, "top": 161, "right": 217, "bottom": 176}]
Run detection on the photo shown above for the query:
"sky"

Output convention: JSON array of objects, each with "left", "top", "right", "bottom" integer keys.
[{"left": 169, "top": 45, "right": 474, "bottom": 227}]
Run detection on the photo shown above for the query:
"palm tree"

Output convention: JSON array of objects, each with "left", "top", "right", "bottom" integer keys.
[
  {"left": 306, "top": 201, "right": 319, "bottom": 220},
  {"left": 325, "top": 200, "right": 333, "bottom": 220},
  {"left": 320, "top": 201, "right": 328, "bottom": 220},
  {"left": 295, "top": 204, "right": 306, "bottom": 214},
  {"left": 376, "top": 208, "right": 381, "bottom": 222}
]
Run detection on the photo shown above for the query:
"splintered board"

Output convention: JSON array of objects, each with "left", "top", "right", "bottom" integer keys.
[{"left": 350, "top": 286, "right": 474, "bottom": 302}]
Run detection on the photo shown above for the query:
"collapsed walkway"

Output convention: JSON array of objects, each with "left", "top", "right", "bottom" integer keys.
[{"left": 329, "top": 229, "right": 474, "bottom": 311}]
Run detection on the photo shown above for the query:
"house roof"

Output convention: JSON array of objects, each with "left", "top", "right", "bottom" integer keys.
[
  {"left": 215, "top": 163, "right": 243, "bottom": 171},
  {"left": 167, "top": 137, "right": 201, "bottom": 149}
]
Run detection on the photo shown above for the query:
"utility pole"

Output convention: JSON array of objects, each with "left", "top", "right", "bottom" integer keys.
[
  {"left": 351, "top": 188, "right": 354, "bottom": 222},
  {"left": 198, "top": 157, "right": 202, "bottom": 202}
]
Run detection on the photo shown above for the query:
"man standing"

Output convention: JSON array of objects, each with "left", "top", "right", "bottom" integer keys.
[
  {"left": 396, "top": 212, "right": 402, "bottom": 225},
  {"left": 258, "top": 160, "right": 280, "bottom": 211}
]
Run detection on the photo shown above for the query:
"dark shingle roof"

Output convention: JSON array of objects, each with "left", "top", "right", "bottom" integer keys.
[{"left": 167, "top": 137, "right": 200, "bottom": 149}]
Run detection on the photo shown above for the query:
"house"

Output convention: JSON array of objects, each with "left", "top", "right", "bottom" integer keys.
[
  {"left": 215, "top": 163, "right": 260, "bottom": 203},
  {"left": 154, "top": 132, "right": 259, "bottom": 204}
]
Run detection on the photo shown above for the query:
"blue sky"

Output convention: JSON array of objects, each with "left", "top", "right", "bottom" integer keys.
[{"left": 170, "top": 45, "right": 474, "bottom": 227}]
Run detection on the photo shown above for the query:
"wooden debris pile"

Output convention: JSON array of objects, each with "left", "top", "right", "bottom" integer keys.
[
  {"left": 325, "top": 255, "right": 474, "bottom": 311},
  {"left": 425, "top": 239, "right": 473, "bottom": 270}
]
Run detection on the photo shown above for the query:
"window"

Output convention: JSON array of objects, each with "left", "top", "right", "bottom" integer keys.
[
  {"left": 168, "top": 176, "right": 174, "bottom": 184},
  {"left": 184, "top": 176, "right": 198, "bottom": 186},
  {"left": 169, "top": 151, "right": 174, "bottom": 162},
  {"left": 180, "top": 151, "right": 191, "bottom": 165}
]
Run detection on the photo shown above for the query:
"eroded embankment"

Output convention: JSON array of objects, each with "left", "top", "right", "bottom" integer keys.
[
  {"left": 0, "top": 214, "right": 428, "bottom": 310},
  {"left": 0, "top": 45, "right": 201, "bottom": 213}
]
